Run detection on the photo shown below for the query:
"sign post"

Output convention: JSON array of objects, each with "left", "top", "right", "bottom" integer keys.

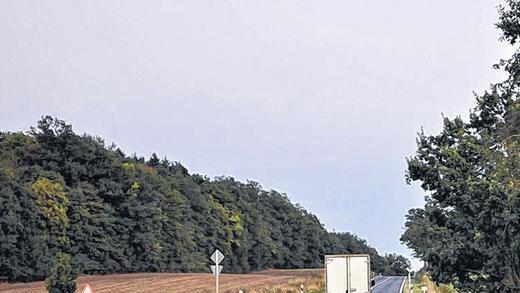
[{"left": 210, "top": 249, "right": 224, "bottom": 293}]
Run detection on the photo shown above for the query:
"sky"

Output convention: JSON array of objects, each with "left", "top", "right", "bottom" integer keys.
[{"left": 0, "top": 1, "right": 513, "bottom": 270}]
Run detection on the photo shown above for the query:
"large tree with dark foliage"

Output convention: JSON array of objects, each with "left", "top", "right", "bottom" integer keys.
[
  {"left": 0, "top": 116, "right": 407, "bottom": 285},
  {"left": 401, "top": 1, "right": 520, "bottom": 292}
]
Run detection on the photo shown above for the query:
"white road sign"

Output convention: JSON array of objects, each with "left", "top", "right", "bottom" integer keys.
[
  {"left": 210, "top": 249, "right": 225, "bottom": 293},
  {"left": 211, "top": 265, "right": 223, "bottom": 276},
  {"left": 81, "top": 284, "right": 93, "bottom": 293},
  {"left": 211, "top": 249, "right": 225, "bottom": 264}
]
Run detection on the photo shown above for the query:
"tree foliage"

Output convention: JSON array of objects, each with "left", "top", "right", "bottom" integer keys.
[
  {"left": 0, "top": 116, "right": 407, "bottom": 283},
  {"left": 401, "top": 1, "right": 520, "bottom": 292},
  {"left": 46, "top": 253, "right": 76, "bottom": 293}
]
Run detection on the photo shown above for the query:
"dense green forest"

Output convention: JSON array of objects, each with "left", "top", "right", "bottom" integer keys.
[
  {"left": 0, "top": 116, "right": 409, "bottom": 284},
  {"left": 401, "top": 1, "right": 520, "bottom": 292}
]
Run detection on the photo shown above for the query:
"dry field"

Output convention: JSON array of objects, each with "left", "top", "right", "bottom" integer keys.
[{"left": 0, "top": 269, "right": 324, "bottom": 293}]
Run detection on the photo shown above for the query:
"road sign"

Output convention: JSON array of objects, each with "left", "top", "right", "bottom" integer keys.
[
  {"left": 81, "top": 284, "right": 93, "bottom": 293},
  {"left": 211, "top": 265, "right": 223, "bottom": 276},
  {"left": 210, "top": 249, "right": 225, "bottom": 293},
  {"left": 211, "top": 249, "right": 224, "bottom": 264}
]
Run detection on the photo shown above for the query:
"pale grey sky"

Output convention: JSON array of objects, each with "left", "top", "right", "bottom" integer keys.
[{"left": 0, "top": 1, "right": 512, "bottom": 269}]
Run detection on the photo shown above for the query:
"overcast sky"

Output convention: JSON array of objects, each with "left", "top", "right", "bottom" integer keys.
[{"left": 0, "top": 1, "right": 512, "bottom": 269}]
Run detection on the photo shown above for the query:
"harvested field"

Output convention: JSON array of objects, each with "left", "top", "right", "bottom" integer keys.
[{"left": 0, "top": 269, "right": 324, "bottom": 293}]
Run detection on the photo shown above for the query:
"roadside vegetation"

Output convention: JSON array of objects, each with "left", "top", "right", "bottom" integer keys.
[
  {"left": 405, "top": 274, "right": 457, "bottom": 293},
  {"left": 402, "top": 1, "right": 520, "bottom": 292}
]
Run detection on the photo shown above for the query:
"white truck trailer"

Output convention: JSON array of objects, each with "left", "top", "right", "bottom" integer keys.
[{"left": 325, "top": 254, "right": 373, "bottom": 293}]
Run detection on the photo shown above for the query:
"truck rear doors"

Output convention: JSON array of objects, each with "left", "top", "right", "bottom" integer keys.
[{"left": 325, "top": 254, "right": 371, "bottom": 293}]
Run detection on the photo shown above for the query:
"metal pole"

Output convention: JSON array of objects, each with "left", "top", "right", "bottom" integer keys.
[
  {"left": 408, "top": 271, "right": 412, "bottom": 291},
  {"left": 216, "top": 253, "right": 219, "bottom": 293}
]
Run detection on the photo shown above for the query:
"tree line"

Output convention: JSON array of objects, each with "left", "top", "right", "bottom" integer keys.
[
  {"left": 0, "top": 116, "right": 409, "bottom": 290},
  {"left": 401, "top": 1, "right": 520, "bottom": 292}
]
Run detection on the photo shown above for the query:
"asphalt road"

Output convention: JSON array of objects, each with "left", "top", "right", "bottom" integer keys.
[{"left": 371, "top": 276, "right": 406, "bottom": 293}]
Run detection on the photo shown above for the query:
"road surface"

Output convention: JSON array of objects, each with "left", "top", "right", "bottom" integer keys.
[{"left": 371, "top": 276, "right": 406, "bottom": 293}]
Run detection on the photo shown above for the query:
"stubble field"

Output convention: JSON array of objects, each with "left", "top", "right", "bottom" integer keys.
[{"left": 0, "top": 269, "right": 324, "bottom": 293}]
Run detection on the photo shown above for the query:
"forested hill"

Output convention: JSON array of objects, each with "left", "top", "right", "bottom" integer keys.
[{"left": 0, "top": 116, "right": 409, "bottom": 283}]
